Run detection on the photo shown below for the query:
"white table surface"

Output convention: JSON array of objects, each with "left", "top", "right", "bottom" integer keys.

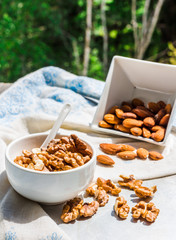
[{"left": 42, "top": 175, "right": 176, "bottom": 240}]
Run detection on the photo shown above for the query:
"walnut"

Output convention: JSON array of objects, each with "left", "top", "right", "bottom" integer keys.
[
  {"left": 145, "top": 202, "right": 160, "bottom": 222},
  {"left": 118, "top": 175, "right": 143, "bottom": 190},
  {"left": 14, "top": 135, "right": 91, "bottom": 172},
  {"left": 114, "top": 196, "right": 130, "bottom": 219},
  {"left": 132, "top": 201, "right": 159, "bottom": 222},
  {"left": 71, "top": 134, "right": 93, "bottom": 157},
  {"left": 61, "top": 197, "right": 83, "bottom": 223},
  {"left": 134, "top": 185, "right": 157, "bottom": 198},
  {"left": 86, "top": 183, "right": 98, "bottom": 196},
  {"left": 94, "top": 187, "right": 109, "bottom": 207},
  {"left": 64, "top": 156, "right": 79, "bottom": 168},
  {"left": 80, "top": 201, "right": 99, "bottom": 217},
  {"left": 97, "top": 177, "right": 121, "bottom": 195},
  {"left": 22, "top": 149, "right": 32, "bottom": 158},
  {"left": 132, "top": 201, "right": 147, "bottom": 219}
]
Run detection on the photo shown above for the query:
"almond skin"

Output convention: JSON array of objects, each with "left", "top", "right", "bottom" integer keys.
[
  {"left": 165, "top": 104, "right": 172, "bottom": 114},
  {"left": 149, "top": 151, "right": 163, "bottom": 160},
  {"left": 99, "top": 120, "right": 113, "bottom": 129},
  {"left": 115, "top": 109, "right": 124, "bottom": 119},
  {"left": 123, "top": 119, "right": 143, "bottom": 128},
  {"left": 130, "top": 127, "right": 142, "bottom": 136},
  {"left": 121, "top": 105, "right": 132, "bottom": 112},
  {"left": 100, "top": 143, "right": 122, "bottom": 155},
  {"left": 142, "top": 127, "right": 151, "bottom": 138},
  {"left": 97, "top": 155, "right": 115, "bottom": 165},
  {"left": 151, "top": 128, "right": 165, "bottom": 142},
  {"left": 147, "top": 102, "right": 160, "bottom": 114},
  {"left": 122, "top": 101, "right": 132, "bottom": 107},
  {"left": 137, "top": 148, "right": 149, "bottom": 159},
  {"left": 157, "top": 101, "right": 166, "bottom": 109},
  {"left": 159, "top": 114, "right": 170, "bottom": 126},
  {"left": 132, "top": 98, "right": 144, "bottom": 107},
  {"left": 155, "top": 109, "right": 166, "bottom": 124},
  {"left": 117, "top": 151, "right": 137, "bottom": 160},
  {"left": 122, "top": 112, "right": 137, "bottom": 119},
  {"left": 108, "top": 105, "right": 119, "bottom": 114},
  {"left": 151, "top": 125, "right": 165, "bottom": 132},
  {"left": 121, "top": 144, "right": 136, "bottom": 151},
  {"left": 143, "top": 117, "right": 155, "bottom": 128},
  {"left": 104, "top": 114, "right": 121, "bottom": 125},
  {"left": 132, "top": 107, "right": 154, "bottom": 118},
  {"left": 114, "top": 124, "right": 130, "bottom": 133}
]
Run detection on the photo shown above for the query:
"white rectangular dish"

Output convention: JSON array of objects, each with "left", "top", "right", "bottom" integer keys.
[{"left": 91, "top": 56, "right": 176, "bottom": 145}]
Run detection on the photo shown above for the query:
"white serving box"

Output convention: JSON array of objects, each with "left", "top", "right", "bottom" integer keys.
[{"left": 91, "top": 56, "right": 176, "bottom": 145}]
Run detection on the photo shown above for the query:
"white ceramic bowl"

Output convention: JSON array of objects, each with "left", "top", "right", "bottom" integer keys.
[{"left": 5, "top": 133, "right": 96, "bottom": 204}]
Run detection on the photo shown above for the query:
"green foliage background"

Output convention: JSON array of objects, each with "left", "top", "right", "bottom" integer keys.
[{"left": 0, "top": 0, "right": 175, "bottom": 82}]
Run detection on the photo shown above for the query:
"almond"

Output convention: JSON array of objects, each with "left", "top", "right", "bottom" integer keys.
[
  {"left": 132, "top": 107, "right": 154, "bottom": 118},
  {"left": 159, "top": 114, "right": 170, "bottom": 126},
  {"left": 104, "top": 114, "right": 121, "bottom": 124},
  {"left": 115, "top": 109, "right": 124, "bottom": 119},
  {"left": 121, "top": 145, "right": 136, "bottom": 151},
  {"left": 151, "top": 125, "right": 165, "bottom": 132},
  {"left": 155, "top": 109, "right": 166, "bottom": 124},
  {"left": 151, "top": 128, "right": 165, "bottom": 142},
  {"left": 122, "top": 112, "right": 137, "bottom": 119},
  {"left": 122, "top": 101, "right": 132, "bottom": 107},
  {"left": 143, "top": 117, "right": 155, "bottom": 128},
  {"left": 123, "top": 119, "right": 143, "bottom": 128},
  {"left": 149, "top": 151, "right": 163, "bottom": 160},
  {"left": 108, "top": 105, "right": 119, "bottom": 114},
  {"left": 97, "top": 155, "right": 115, "bottom": 165},
  {"left": 132, "top": 98, "right": 144, "bottom": 107},
  {"left": 142, "top": 127, "right": 151, "bottom": 138},
  {"left": 130, "top": 127, "right": 142, "bottom": 136},
  {"left": 137, "top": 148, "right": 149, "bottom": 159},
  {"left": 114, "top": 124, "right": 130, "bottom": 133},
  {"left": 157, "top": 101, "right": 166, "bottom": 109},
  {"left": 117, "top": 151, "right": 137, "bottom": 160},
  {"left": 121, "top": 105, "right": 132, "bottom": 112},
  {"left": 100, "top": 143, "right": 122, "bottom": 155},
  {"left": 99, "top": 120, "right": 113, "bottom": 129},
  {"left": 147, "top": 102, "right": 160, "bottom": 114},
  {"left": 165, "top": 104, "right": 172, "bottom": 114}
]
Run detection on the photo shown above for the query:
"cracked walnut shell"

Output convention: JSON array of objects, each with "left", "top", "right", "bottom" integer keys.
[
  {"left": 118, "top": 175, "right": 143, "bottom": 190},
  {"left": 114, "top": 196, "right": 130, "bottom": 219}
]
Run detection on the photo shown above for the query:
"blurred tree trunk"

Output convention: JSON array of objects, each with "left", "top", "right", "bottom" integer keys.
[
  {"left": 83, "top": 0, "right": 92, "bottom": 76},
  {"left": 101, "top": 0, "right": 108, "bottom": 73},
  {"left": 131, "top": 0, "right": 165, "bottom": 59},
  {"left": 72, "top": 39, "right": 81, "bottom": 75}
]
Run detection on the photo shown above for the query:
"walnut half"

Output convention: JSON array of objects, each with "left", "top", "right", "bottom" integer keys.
[
  {"left": 80, "top": 201, "right": 99, "bottom": 217},
  {"left": 61, "top": 197, "right": 83, "bottom": 223},
  {"left": 132, "top": 201, "right": 159, "bottom": 222},
  {"left": 118, "top": 175, "right": 143, "bottom": 190},
  {"left": 114, "top": 196, "right": 130, "bottom": 219},
  {"left": 134, "top": 185, "right": 157, "bottom": 198},
  {"left": 97, "top": 177, "right": 121, "bottom": 196}
]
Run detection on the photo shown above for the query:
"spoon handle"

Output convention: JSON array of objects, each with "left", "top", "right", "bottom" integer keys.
[{"left": 41, "top": 104, "right": 71, "bottom": 148}]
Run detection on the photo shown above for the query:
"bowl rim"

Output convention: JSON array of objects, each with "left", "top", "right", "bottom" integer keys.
[{"left": 5, "top": 132, "right": 96, "bottom": 175}]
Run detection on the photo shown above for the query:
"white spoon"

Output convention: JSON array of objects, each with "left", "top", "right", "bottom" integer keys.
[{"left": 40, "top": 104, "right": 71, "bottom": 148}]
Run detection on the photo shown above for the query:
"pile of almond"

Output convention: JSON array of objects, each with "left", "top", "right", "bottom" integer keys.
[
  {"left": 97, "top": 143, "right": 163, "bottom": 165},
  {"left": 99, "top": 98, "right": 171, "bottom": 142}
]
